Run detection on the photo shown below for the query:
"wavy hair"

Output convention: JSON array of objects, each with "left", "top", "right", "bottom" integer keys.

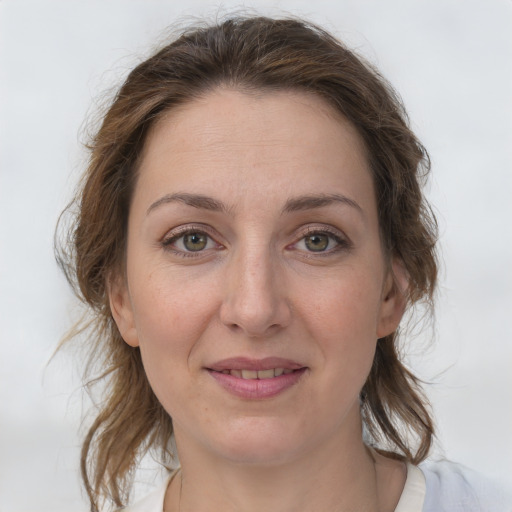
[{"left": 56, "top": 15, "right": 438, "bottom": 511}]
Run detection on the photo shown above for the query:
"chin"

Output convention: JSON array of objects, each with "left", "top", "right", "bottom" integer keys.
[{"left": 207, "top": 417, "right": 309, "bottom": 466}]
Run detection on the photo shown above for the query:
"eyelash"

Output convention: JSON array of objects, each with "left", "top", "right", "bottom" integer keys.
[
  {"left": 161, "top": 225, "right": 351, "bottom": 257},
  {"left": 291, "top": 227, "right": 351, "bottom": 256},
  {"left": 161, "top": 225, "right": 222, "bottom": 258}
]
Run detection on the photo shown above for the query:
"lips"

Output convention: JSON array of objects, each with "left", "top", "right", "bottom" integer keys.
[
  {"left": 206, "top": 357, "right": 307, "bottom": 399},
  {"left": 216, "top": 368, "right": 295, "bottom": 379}
]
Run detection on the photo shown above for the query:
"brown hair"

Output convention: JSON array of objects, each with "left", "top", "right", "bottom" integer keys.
[{"left": 57, "top": 15, "right": 438, "bottom": 511}]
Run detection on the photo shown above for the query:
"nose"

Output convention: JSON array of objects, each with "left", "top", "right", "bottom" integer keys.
[{"left": 219, "top": 244, "right": 292, "bottom": 338}]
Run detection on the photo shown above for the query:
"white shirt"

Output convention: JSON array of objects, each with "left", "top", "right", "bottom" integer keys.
[{"left": 123, "top": 461, "right": 512, "bottom": 512}]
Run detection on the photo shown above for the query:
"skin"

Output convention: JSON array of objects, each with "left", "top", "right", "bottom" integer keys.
[{"left": 110, "top": 88, "right": 408, "bottom": 511}]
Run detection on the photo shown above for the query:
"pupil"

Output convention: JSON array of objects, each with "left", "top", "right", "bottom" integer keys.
[
  {"left": 184, "top": 233, "right": 207, "bottom": 251},
  {"left": 306, "top": 234, "right": 328, "bottom": 251}
]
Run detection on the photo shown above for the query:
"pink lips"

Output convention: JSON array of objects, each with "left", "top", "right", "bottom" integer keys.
[{"left": 207, "top": 357, "right": 307, "bottom": 399}]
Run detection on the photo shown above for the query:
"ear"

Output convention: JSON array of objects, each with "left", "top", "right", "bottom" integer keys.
[
  {"left": 376, "top": 259, "right": 409, "bottom": 339},
  {"left": 108, "top": 274, "right": 140, "bottom": 347}
]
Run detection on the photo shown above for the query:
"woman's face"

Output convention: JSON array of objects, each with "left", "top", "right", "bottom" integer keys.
[{"left": 111, "top": 89, "right": 405, "bottom": 466}]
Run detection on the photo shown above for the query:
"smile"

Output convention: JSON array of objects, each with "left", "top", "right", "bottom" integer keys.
[
  {"left": 207, "top": 360, "right": 307, "bottom": 399},
  {"left": 215, "top": 368, "right": 296, "bottom": 379}
]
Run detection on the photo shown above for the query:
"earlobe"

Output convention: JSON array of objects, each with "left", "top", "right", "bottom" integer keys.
[
  {"left": 376, "top": 259, "right": 408, "bottom": 339},
  {"left": 108, "top": 275, "right": 140, "bottom": 347}
]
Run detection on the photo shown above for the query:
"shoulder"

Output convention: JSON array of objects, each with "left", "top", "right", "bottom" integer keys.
[{"left": 419, "top": 459, "right": 512, "bottom": 512}]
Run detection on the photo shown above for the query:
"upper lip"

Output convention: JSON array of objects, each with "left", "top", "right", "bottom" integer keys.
[{"left": 207, "top": 357, "right": 305, "bottom": 372}]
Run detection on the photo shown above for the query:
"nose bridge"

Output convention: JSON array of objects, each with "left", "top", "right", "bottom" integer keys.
[{"left": 220, "top": 237, "right": 290, "bottom": 336}]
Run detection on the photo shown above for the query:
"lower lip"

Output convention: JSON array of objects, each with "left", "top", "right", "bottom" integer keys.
[{"left": 208, "top": 368, "right": 307, "bottom": 399}]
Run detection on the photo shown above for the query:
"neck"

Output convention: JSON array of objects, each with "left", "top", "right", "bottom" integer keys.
[{"left": 165, "top": 414, "right": 405, "bottom": 512}]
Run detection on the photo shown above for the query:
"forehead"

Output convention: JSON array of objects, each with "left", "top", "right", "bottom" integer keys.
[
  {"left": 144, "top": 87, "right": 366, "bottom": 161},
  {"left": 135, "top": 88, "right": 375, "bottom": 217}
]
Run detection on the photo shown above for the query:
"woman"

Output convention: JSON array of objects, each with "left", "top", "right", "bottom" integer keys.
[{"left": 57, "top": 15, "right": 509, "bottom": 512}]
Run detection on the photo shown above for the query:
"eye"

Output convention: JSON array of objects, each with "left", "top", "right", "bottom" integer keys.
[
  {"left": 304, "top": 233, "right": 331, "bottom": 252},
  {"left": 162, "top": 228, "right": 219, "bottom": 255},
  {"left": 292, "top": 229, "right": 349, "bottom": 254},
  {"left": 180, "top": 232, "right": 210, "bottom": 251}
]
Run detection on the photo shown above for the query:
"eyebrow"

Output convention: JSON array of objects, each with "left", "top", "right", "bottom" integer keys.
[
  {"left": 147, "top": 192, "right": 228, "bottom": 215},
  {"left": 146, "top": 192, "right": 363, "bottom": 217},
  {"left": 282, "top": 193, "right": 363, "bottom": 215}
]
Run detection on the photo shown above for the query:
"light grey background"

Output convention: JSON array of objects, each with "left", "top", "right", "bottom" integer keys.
[{"left": 1, "top": 1, "right": 511, "bottom": 510}]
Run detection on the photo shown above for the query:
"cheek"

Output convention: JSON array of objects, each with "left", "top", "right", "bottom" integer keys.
[
  {"left": 303, "top": 267, "right": 383, "bottom": 336},
  {"left": 131, "top": 261, "right": 216, "bottom": 341},
  {"left": 299, "top": 269, "right": 383, "bottom": 382},
  {"left": 128, "top": 267, "right": 218, "bottom": 395}
]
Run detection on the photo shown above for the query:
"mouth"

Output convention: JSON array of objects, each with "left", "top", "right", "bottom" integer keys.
[
  {"left": 207, "top": 357, "right": 305, "bottom": 375},
  {"left": 206, "top": 358, "right": 307, "bottom": 399},
  {"left": 211, "top": 368, "right": 298, "bottom": 379}
]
